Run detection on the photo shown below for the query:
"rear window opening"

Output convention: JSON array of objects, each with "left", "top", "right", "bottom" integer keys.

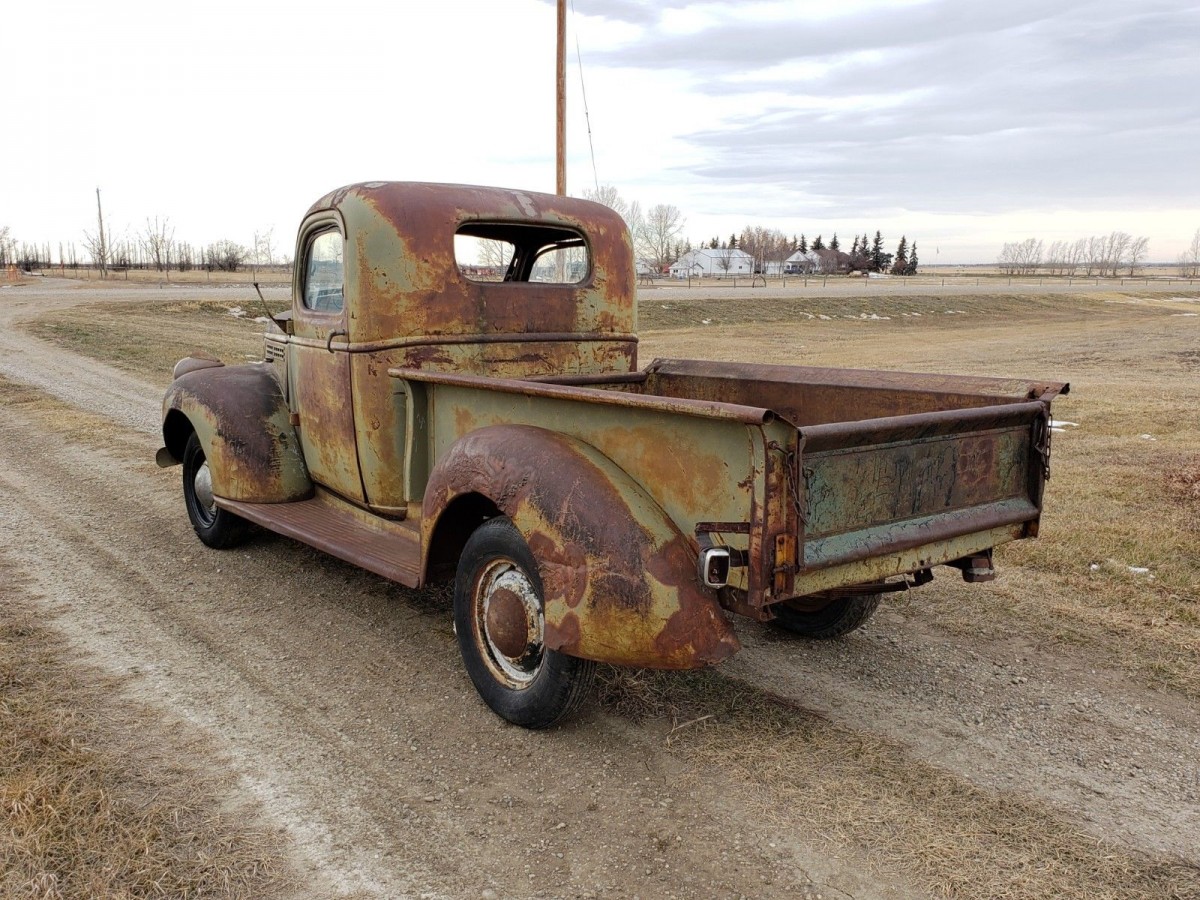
[{"left": 455, "top": 222, "right": 589, "bottom": 285}]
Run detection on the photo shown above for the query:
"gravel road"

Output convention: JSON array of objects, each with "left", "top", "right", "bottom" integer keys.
[{"left": 1, "top": 279, "right": 1196, "bottom": 898}]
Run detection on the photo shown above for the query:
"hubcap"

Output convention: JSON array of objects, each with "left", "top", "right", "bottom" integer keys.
[
  {"left": 193, "top": 461, "right": 216, "bottom": 518},
  {"left": 475, "top": 560, "right": 544, "bottom": 688}
]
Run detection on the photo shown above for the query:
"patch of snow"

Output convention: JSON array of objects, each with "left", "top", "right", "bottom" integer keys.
[
  {"left": 1128, "top": 566, "right": 1150, "bottom": 575},
  {"left": 227, "top": 306, "right": 247, "bottom": 318},
  {"left": 818, "top": 314, "right": 832, "bottom": 320},
  {"left": 253, "top": 316, "right": 270, "bottom": 324},
  {"left": 1171, "top": 312, "right": 1199, "bottom": 317},
  {"left": 1140, "top": 434, "right": 1156, "bottom": 441},
  {"left": 1089, "top": 563, "right": 1100, "bottom": 571},
  {"left": 701, "top": 318, "right": 712, "bottom": 325}
]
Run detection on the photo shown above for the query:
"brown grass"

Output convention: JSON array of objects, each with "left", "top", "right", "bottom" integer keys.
[
  {"left": 0, "top": 566, "right": 291, "bottom": 899},
  {"left": 1165, "top": 455, "right": 1200, "bottom": 506},
  {"left": 597, "top": 667, "right": 1200, "bottom": 899},
  {"left": 28, "top": 299, "right": 280, "bottom": 388}
]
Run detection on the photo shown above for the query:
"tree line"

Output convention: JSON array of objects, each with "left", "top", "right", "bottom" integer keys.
[
  {"left": 997, "top": 232, "right": 1153, "bottom": 277},
  {"left": 583, "top": 185, "right": 918, "bottom": 275},
  {"left": 0, "top": 216, "right": 284, "bottom": 276}
]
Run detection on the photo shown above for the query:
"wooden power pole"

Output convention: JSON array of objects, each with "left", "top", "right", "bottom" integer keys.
[
  {"left": 95, "top": 187, "right": 107, "bottom": 279},
  {"left": 556, "top": 0, "right": 566, "bottom": 196}
]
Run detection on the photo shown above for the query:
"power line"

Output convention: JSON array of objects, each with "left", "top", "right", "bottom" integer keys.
[{"left": 570, "top": 0, "right": 600, "bottom": 194}]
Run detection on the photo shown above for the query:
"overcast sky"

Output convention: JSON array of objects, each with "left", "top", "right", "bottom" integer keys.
[{"left": 4, "top": 0, "right": 1197, "bottom": 263}]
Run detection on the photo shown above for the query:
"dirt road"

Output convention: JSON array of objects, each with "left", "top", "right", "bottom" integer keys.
[{"left": 1, "top": 279, "right": 1197, "bottom": 898}]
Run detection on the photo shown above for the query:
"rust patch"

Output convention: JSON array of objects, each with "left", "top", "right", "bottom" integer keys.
[
  {"left": 485, "top": 587, "right": 532, "bottom": 658},
  {"left": 544, "top": 609, "right": 582, "bottom": 651},
  {"left": 422, "top": 425, "right": 738, "bottom": 669},
  {"left": 527, "top": 532, "right": 588, "bottom": 610}
]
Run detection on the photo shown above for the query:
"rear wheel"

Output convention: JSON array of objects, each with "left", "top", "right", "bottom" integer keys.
[
  {"left": 454, "top": 517, "right": 595, "bottom": 728},
  {"left": 182, "top": 432, "right": 249, "bottom": 549},
  {"left": 770, "top": 592, "right": 882, "bottom": 639}
]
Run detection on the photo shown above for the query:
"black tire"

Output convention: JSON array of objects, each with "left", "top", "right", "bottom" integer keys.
[
  {"left": 770, "top": 593, "right": 882, "bottom": 640},
  {"left": 182, "top": 432, "right": 249, "bottom": 549},
  {"left": 454, "top": 517, "right": 595, "bottom": 728}
]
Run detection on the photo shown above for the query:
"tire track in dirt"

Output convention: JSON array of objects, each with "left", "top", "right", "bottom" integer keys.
[
  {"left": 0, "top": 389, "right": 882, "bottom": 897},
  {"left": 4, "top": 280, "right": 1197, "bottom": 896}
]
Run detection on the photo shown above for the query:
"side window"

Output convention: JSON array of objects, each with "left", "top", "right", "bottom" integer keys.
[{"left": 303, "top": 229, "right": 344, "bottom": 312}]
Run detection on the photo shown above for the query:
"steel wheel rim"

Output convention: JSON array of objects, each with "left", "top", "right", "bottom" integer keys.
[{"left": 473, "top": 558, "right": 545, "bottom": 689}]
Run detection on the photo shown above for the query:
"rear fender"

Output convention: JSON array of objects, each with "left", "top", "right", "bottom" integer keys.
[
  {"left": 422, "top": 425, "right": 740, "bottom": 669},
  {"left": 161, "top": 363, "right": 312, "bottom": 503}
]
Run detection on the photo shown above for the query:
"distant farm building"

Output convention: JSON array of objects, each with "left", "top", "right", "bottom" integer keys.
[{"left": 669, "top": 248, "right": 754, "bottom": 278}]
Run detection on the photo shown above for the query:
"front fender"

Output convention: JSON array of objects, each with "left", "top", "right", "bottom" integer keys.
[
  {"left": 161, "top": 362, "right": 312, "bottom": 504},
  {"left": 422, "top": 425, "right": 740, "bottom": 669}
]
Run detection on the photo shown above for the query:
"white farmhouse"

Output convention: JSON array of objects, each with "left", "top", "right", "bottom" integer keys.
[{"left": 668, "top": 248, "right": 754, "bottom": 278}]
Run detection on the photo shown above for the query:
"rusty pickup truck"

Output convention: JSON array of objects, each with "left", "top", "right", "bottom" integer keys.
[{"left": 157, "top": 182, "right": 1067, "bottom": 727}]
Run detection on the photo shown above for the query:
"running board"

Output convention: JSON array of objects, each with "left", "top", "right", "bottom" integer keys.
[{"left": 217, "top": 491, "right": 421, "bottom": 588}]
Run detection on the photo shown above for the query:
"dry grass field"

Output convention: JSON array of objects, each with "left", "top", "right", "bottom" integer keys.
[{"left": 4, "top": 276, "right": 1199, "bottom": 898}]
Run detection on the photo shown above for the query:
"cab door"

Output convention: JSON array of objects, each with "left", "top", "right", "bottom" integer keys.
[{"left": 289, "top": 217, "right": 365, "bottom": 503}]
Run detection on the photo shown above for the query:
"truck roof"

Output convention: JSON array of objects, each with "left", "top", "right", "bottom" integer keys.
[{"left": 299, "top": 182, "right": 638, "bottom": 375}]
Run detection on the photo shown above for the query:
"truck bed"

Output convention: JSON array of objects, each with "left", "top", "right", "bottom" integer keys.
[
  {"left": 393, "top": 358, "right": 1067, "bottom": 608},
  {"left": 543, "top": 357, "right": 1068, "bottom": 599}
]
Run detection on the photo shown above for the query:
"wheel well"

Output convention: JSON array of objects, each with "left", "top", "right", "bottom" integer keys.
[
  {"left": 425, "top": 492, "right": 502, "bottom": 584},
  {"left": 163, "top": 409, "right": 195, "bottom": 461}
]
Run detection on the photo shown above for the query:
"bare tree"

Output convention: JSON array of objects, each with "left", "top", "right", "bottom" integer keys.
[
  {"left": 1126, "top": 236, "right": 1149, "bottom": 275},
  {"left": 997, "top": 238, "right": 1043, "bottom": 275},
  {"left": 0, "top": 226, "right": 15, "bottom": 267},
  {"left": 1103, "top": 231, "right": 1132, "bottom": 277},
  {"left": 713, "top": 246, "right": 736, "bottom": 277},
  {"left": 205, "top": 240, "right": 249, "bottom": 272},
  {"left": 1065, "top": 237, "right": 1087, "bottom": 276},
  {"left": 636, "top": 203, "right": 685, "bottom": 272},
  {"left": 142, "top": 216, "right": 175, "bottom": 272},
  {"left": 253, "top": 228, "right": 276, "bottom": 267},
  {"left": 582, "top": 184, "right": 645, "bottom": 261},
  {"left": 477, "top": 239, "right": 512, "bottom": 269},
  {"left": 1179, "top": 228, "right": 1200, "bottom": 277}
]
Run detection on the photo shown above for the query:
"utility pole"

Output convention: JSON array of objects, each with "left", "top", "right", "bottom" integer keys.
[
  {"left": 95, "top": 187, "right": 107, "bottom": 279},
  {"left": 556, "top": 0, "right": 566, "bottom": 196}
]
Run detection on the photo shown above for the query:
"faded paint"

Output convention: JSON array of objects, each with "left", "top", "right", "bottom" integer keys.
[
  {"left": 161, "top": 364, "right": 311, "bottom": 504},
  {"left": 421, "top": 425, "right": 740, "bottom": 669},
  {"left": 159, "top": 181, "right": 1069, "bottom": 679}
]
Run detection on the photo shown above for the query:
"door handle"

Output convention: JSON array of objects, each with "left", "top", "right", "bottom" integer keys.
[{"left": 327, "top": 329, "right": 347, "bottom": 353}]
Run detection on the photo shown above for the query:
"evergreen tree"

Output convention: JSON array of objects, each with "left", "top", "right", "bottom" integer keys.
[
  {"left": 870, "top": 231, "right": 885, "bottom": 272},
  {"left": 812, "top": 234, "right": 825, "bottom": 251},
  {"left": 851, "top": 235, "right": 860, "bottom": 255},
  {"left": 797, "top": 234, "right": 807, "bottom": 254},
  {"left": 907, "top": 241, "right": 919, "bottom": 275},
  {"left": 710, "top": 237, "right": 720, "bottom": 249},
  {"left": 728, "top": 233, "right": 738, "bottom": 249},
  {"left": 891, "top": 236, "right": 908, "bottom": 275},
  {"left": 829, "top": 233, "right": 840, "bottom": 251},
  {"left": 861, "top": 233, "right": 870, "bottom": 257},
  {"left": 792, "top": 234, "right": 799, "bottom": 251}
]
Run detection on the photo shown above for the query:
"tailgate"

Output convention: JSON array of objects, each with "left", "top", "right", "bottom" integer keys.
[{"left": 796, "top": 400, "right": 1051, "bottom": 576}]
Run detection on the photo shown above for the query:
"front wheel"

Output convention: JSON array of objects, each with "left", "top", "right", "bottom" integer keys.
[
  {"left": 454, "top": 517, "right": 595, "bottom": 728},
  {"left": 770, "top": 592, "right": 882, "bottom": 639},
  {"left": 182, "top": 432, "right": 249, "bottom": 549}
]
